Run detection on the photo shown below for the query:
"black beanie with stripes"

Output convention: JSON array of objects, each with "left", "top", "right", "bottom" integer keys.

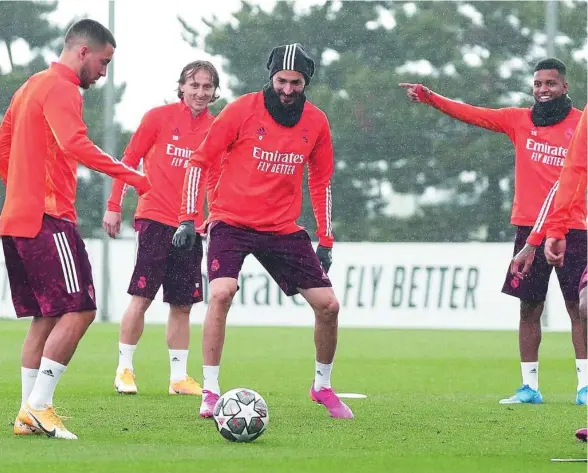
[{"left": 267, "top": 43, "right": 315, "bottom": 85}]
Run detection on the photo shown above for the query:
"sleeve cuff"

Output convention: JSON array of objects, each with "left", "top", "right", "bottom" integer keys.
[
  {"left": 179, "top": 214, "right": 199, "bottom": 224},
  {"left": 526, "top": 232, "right": 544, "bottom": 247},
  {"left": 106, "top": 201, "right": 121, "bottom": 212},
  {"left": 318, "top": 236, "right": 334, "bottom": 248},
  {"left": 546, "top": 228, "right": 567, "bottom": 240}
]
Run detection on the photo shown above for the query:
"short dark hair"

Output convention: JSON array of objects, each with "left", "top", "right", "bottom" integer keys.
[
  {"left": 64, "top": 19, "right": 116, "bottom": 49},
  {"left": 177, "top": 60, "right": 220, "bottom": 102},
  {"left": 534, "top": 57, "right": 567, "bottom": 77}
]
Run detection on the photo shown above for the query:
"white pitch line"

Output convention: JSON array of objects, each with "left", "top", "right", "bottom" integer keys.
[{"left": 337, "top": 393, "right": 367, "bottom": 399}]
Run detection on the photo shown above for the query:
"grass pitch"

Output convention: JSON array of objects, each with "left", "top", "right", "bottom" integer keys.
[{"left": 0, "top": 320, "right": 586, "bottom": 472}]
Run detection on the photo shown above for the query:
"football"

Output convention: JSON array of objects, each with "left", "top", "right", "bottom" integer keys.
[{"left": 213, "top": 388, "right": 269, "bottom": 442}]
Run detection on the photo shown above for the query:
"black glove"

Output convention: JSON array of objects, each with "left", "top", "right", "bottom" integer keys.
[
  {"left": 172, "top": 220, "right": 197, "bottom": 250},
  {"left": 316, "top": 245, "right": 332, "bottom": 273}
]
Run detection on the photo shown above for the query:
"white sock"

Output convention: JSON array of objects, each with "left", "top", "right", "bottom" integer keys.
[
  {"left": 169, "top": 349, "right": 188, "bottom": 383},
  {"left": 576, "top": 359, "right": 587, "bottom": 391},
  {"left": 203, "top": 365, "right": 220, "bottom": 395},
  {"left": 521, "top": 361, "right": 539, "bottom": 391},
  {"left": 117, "top": 343, "right": 136, "bottom": 373},
  {"left": 27, "top": 357, "right": 66, "bottom": 409},
  {"left": 21, "top": 368, "right": 38, "bottom": 407},
  {"left": 314, "top": 361, "right": 333, "bottom": 390}
]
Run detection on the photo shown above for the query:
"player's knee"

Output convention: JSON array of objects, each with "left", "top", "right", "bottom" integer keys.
[
  {"left": 520, "top": 300, "right": 544, "bottom": 320},
  {"left": 314, "top": 295, "right": 340, "bottom": 321},
  {"left": 170, "top": 304, "right": 191, "bottom": 317},
  {"left": 129, "top": 296, "right": 152, "bottom": 315},
  {"left": 209, "top": 284, "right": 237, "bottom": 310}
]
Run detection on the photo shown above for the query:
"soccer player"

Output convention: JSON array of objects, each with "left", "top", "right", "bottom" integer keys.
[
  {"left": 103, "top": 61, "right": 220, "bottom": 396},
  {"left": 399, "top": 58, "right": 586, "bottom": 404},
  {"left": 172, "top": 43, "right": 353, "bottom": 419},
  {"left": 0, "top": 19, "right": 150, "bottom": 439}
]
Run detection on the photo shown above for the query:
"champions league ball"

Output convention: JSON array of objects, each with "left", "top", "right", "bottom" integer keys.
[{"left": 213, "top": 388, "right": 269, "bottom": 442}]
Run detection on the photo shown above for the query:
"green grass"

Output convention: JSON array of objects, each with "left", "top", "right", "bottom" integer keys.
[{"left": 0, "top": 319, "right": 586, "bottom": 472}]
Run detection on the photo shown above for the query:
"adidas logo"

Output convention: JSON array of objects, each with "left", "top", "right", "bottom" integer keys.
[
  {"left": 316, "top": 370, "right": 323, "bottom": 376},
  {"left": 578, "top": 367, "right": 581, "bottom": 372},
  {"left": 529, "top": 369, "right": 537, "bottom": 374},
  {"left": 256, "top": 127, "right": 267, "bottom": 140},
  {"left": 42, "top": 369, "right": 54, "bottom": 377},
  {"left": 171, "top": 357, "right": 180, "bottom": 362}
]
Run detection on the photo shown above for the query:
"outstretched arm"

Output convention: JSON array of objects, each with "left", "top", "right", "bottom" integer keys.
[
  {"left": 399, "top": 83, "right": 515, "bottom": 135},
  {"left": 43, "top": 83, "right": 150, "bottom": 194}
]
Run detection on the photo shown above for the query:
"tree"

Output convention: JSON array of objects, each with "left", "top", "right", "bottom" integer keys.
[
  {"left": 179, "top": 0, "right": 587, "bottom": 242},
  {"left": 0, "top": 1, "right": 61, "bottom": 71}
]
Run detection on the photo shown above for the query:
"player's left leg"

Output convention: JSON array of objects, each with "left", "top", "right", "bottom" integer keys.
[
  {"left": 15, "top": 317, "right": 57, "bottom": 435},
  {"left": 165, "top": 305, "right": 201, "bottom": 394},
  {"left": 554, "top": 230, "right": 588, "bottom": 405},
  {"left": 254, "top": 231, "right": 353, "bottom": 419},
  {"left": 164, "top": 233, "right": 204, "bottom": 395}
]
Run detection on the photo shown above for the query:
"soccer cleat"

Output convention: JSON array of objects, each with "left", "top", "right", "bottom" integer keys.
[
  {"left": 576, "top": 386, "right": 587, "bottom": 405},
  {"left": 310, "top": 385, "right": 354, "bottom": 419},
  {"left": 23, "top": 404, "right": 77, "bottom": 440},
  {"left": 576, "top": 428, "right": 587, "bottom": 442},
  {"left": 13, "top": 407, "right": 42, "bottom": 436},
  {"left": 114, "top": 368, "right": 137, "bottom": 394},
  {"left": 169, "top": 376, "right": 203, "bottom": 395},
  {"left": 199, "top": 390, "right": 220, "bottom": 418},
  {"left": 499, "top": 385, "right": 543, "bottom": 404}
]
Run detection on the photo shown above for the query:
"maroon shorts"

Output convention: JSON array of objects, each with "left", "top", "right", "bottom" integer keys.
[
  {"left": 502, "top": 226, "right": 587, "bottom": 302},
  {"left": 129, "top": 219, "right": 203, "bottom": 305},
  {"left": 580, "top": 266, "right": 588, "bottom": 293},
  {"left": 1, "top": 215, "right": 97, "bottom": 318},
  {"left": 207, "top": 221, "right": 331, "bottom": 296}
]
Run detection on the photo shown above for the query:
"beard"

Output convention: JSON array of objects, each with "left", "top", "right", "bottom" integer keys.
[
  {"left": 531, "top": 94, "right": 573, "bottom": 126},
  {"left": 79, "top": 64, "right": 93, "bottom": 90},
  {"left": 262, "top": 82, "right": 306, "bottom": 127}
]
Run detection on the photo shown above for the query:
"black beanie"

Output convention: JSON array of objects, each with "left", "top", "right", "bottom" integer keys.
[{"left": 266, "top": 43, "right": 315, "bottom": 85}]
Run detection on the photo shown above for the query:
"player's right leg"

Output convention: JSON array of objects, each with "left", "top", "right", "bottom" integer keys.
[
  {"left": 115, "top": 296, "right": 152, "bottom": 394},
  {"left": 501, "top": 226, "right": 549, "bottom": 405},
  {"left": 115, "top": 219, "right": 168, "bottom": 394},
  {"left": 8, "top": 215, "right": 98, "bottom": 439},
  {"left": 199, "top": 222, "right": 251, "bottom": 417},
  {"left": 199, "top": 277, "right": 238, "bottom": 417}
]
